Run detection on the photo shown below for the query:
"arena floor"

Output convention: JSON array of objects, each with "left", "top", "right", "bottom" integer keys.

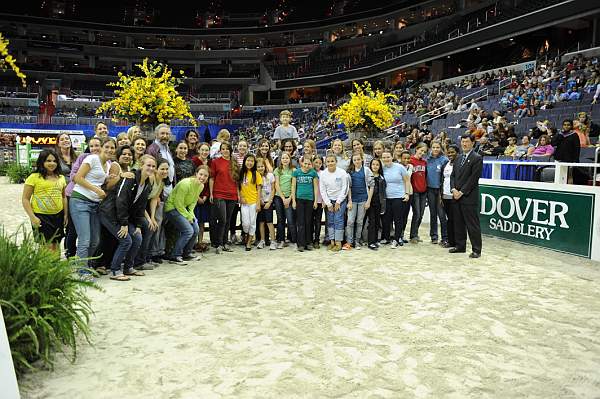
[{"left": 3, "top": 178, "right": 600, "bottom": 398}]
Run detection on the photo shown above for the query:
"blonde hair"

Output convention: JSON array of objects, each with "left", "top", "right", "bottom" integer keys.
[
  {"left": 127, "top": 125, "right": 142, "bottom": 141},
  {"left": 216, "top": 129, "right": 230, "bottom": 142},
  {"left": 116, "top": 132, "right": 129, "bottom": 143},
  {"left": 279, "top": 110, "right": 292, "bottom": 118},
  {"left": 331, "top": 139, "right": 349, "bottom": 160}
]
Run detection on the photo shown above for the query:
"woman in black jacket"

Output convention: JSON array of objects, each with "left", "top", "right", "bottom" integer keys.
[{"left": 99, "top": 155, "right": 156, "bottom": 281}]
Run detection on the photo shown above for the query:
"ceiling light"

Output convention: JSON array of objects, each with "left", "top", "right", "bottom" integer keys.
[{"left": 138, "top": 46, "right": 145, "bottom": 49}]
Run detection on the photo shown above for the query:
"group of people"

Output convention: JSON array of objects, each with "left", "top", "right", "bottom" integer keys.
[{"left": 21, "top": 110, "right": 484, "bottom": 283}]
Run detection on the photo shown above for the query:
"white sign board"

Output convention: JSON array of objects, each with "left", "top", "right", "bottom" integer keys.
[{"left": 0, "top": 307, "right": 20, "bottom": 399}]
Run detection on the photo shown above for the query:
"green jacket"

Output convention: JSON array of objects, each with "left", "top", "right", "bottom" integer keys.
[{"left": 164, "top": 177, "right": 202, "bottom": 221}]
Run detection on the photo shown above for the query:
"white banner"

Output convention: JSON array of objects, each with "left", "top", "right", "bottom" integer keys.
[{"left": 0, "top": 307, "right": 20, "bottom": 399}]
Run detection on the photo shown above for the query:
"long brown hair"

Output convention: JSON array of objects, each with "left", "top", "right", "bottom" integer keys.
[
  {"left": 54, "top": 133, "right": 77, "bottom": 164},
  {"left": 220, "top": 142, "right": 239, "bottom": 181}
]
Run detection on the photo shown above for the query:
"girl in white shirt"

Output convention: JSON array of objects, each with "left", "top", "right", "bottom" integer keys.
[
  {"left": 319, "top": 154, "right": 350, "bottom": 252},
  {"left": 70, "top": 137, "right": 115, "bottom": 269}
]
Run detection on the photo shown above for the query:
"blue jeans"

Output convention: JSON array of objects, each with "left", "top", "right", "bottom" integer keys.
[
  {"left": 165, "top": 210, "right": 199, "bottom": 257},
  {"left": 69, "top": 197, "right": 101, "bottom": 266},
  {"left": 410, "top": 192, "right": 427, "bottom": 239},
  {"left": 327, "top": 200, "right": 347, "bottom": 242},
  {"left": 135, "top": 218, "right": 152, "bottom": 266},
  {"left": 346, "top": 201, "right": 366, "bottom": 244},
  {"left": 100, "top": 217, "right": 142, "bottom": 274},
  {"left": 427, "top": 188, "right": 448, "bottom": 241},
  {"left": 274, "top": 196, "right": 296, "bottom": 243}
]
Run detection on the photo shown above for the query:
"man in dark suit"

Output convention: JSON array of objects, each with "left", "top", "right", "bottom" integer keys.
[{"left": 449, "top": 133, "right": 483, "bottom": 258}]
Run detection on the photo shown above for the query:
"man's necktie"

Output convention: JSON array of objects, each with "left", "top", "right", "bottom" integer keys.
[{"left": 461, "top": 154, "right": 467, "bottom": 167}]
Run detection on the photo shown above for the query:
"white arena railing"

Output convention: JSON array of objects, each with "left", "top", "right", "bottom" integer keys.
[{"left": 480, "top": 159, "right": 600, "bottom": 262}]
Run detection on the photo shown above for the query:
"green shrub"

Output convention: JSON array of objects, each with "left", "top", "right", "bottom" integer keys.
[
  {"left": 6, "top": 163, "right": 32, "bottom": 184},
  {"left": 0, "top": 227, "right": 99, "bottom": 375}
]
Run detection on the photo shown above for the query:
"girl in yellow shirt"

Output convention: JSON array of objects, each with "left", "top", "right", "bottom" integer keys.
[
  {"left": 238, "top": 154, "right": 262, "bottom": 251},
  {"left": 22, "top": 149, "right": 68, "bottom": 251}
]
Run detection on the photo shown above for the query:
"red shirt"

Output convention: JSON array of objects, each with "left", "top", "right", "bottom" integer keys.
[
  {"left": 410, "top": 156, "right": 427, "bottom": 193},
  {"left": 210, "top": 157, "right": 238, "bottom": 200}
]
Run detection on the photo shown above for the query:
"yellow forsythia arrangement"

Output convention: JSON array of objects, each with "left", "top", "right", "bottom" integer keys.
[
  {"left": 331, "top": 81, "right": 398, "bottom": 132},
  {"left": 0, "top": 33, "right": 26, "bottom": 87},
  {"left": 96, "top": 58, "right": 196, "bottom": 126}
]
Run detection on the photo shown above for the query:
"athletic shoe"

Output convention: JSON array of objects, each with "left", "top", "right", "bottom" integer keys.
[
  {"left": 222, "top": 245, "right": 233, "bottom": 252},
  {"left": 328, "top": 242, "right": 335, "bottom": 251},
  {"left": 342, "top": 243, "right": 352, "bottom": 250},
  {"left": 304, "top": 246, "right": 313, "bottom": 251},
  {"left": 368, "top": 243, "right": 378, "bottom": 250},
  {"left": 151, "top": 256, "right": 163, "bottom": 264},
  {"left": 167, "top": 256, "right": 188, "bottom": 265},
  {"left": 276, "top": 241, "right": 284, "bottom": 249},
  {"left": 402, "top": 239, "right": 409, "bottom": 244},
  {"left": 332, "top": 243, "right": 342, "bottom": 252},
  {"left": 410, "top": 238, "right": 418, "bottom": 244},
  {"left": 431, "top": 239, "right": 438, "bottom": 244},
  {"left": 256, "top": 240, "right": 265, "bottom": 249},
  {"left": 182, "top": 255, "right": 199, "bottom": 261},
  {"left": 379, "top": 239, "right": 389, "bottom": 245},
  {"left": 354, "top": 243, "right": 362, "bottom": 250},
  {"left": 137, "top": 263, "right": 154, "bottom": 270},
  {"left": 391, "top": 240, "right": 398, "bottom": 249},
  {"left": 270, "top": 242, "right": 278, "bottom": 250},
  {"left": 297, "top": 247, "right": 304, "bottom": 252},
  {"left": 215, "top": 247, "right": 222, "bottom": 254},
  {"left": 313, "top": 242, "right": 320, "bottom": 249}
]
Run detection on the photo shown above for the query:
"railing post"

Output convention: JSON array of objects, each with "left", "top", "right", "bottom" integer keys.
[
  {"left": 554, "top": 163, "right": 569, "bottom": 184},
  {"left": 492, "top": 163, "right": 502, "bottom": 180}
]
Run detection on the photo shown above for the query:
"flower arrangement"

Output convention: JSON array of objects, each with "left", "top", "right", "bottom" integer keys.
[
  {"left": 331, "top": 81, "right": 398, "bottom": 135},
  {"left": 0, "top": 33, "right": 26, "bottom": 87},
  {"left": 96, "top": 58, "right": 196, "bottom": 126}
]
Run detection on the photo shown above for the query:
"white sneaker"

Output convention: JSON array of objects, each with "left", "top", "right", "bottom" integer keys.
[
  {"left": 391, "top": 240, "right": 398, "bottom": 249},
  {"left": 292, "top": 243, "right": 298, "bottom": 250},
  {"left": 270, "top": 242, "right": 278, "bottom": 250},
  {"left": 355, "top": 243, "right": 362, "bottom": 250},
  {"left": 256, "top": 240, "right": 265, "bottom": 249},
  {"left": 276, "top": 241, "right": 284, "bottom": 249},
  {"left": 215, "top": 247, "right": 222, "bottom": 254}
]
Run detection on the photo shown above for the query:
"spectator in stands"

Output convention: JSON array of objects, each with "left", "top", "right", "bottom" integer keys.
[
  {"left": 146, "top": 124, "right": 175, "bottom": 196},
  {"left": 184, "top": 130, "right": 200, "bottom": 158},
  {"left": 529, "top": 134, "right": 554, "bottom": 157},
  {"left": 54, "top": 133, "right": 76, "bottom": 183},
  {"left": 577, "top": 112, "right": 600, "bottom": 138},
  {"left": 530, "top": 120, "right": 550, "bottom": 139},
  {"left": 272, "top": 110, "right": 299, "bottom": 147},
  {"left": 552, "top": 120, "right": 580, "bottom": 163},
  {"left": 480, "top": 137, "right": 504, "bottom": 156},
  {"left": 504, "top": 136, "right": 517, "bottom": 156},
  {"left": 573, "top": 120, "right": 591, "bottom": 148},
  {"left": 127, "top": 125, "right": 142, "bottom": 143},
  {"left": 94, "top": 122, "right": 109, "bottom": 139},
  {"left": 116, "top": 132, "right": 131, "bottom": 147},
  {"left": 514, "top": 136, "right": 533, "bottom": 158}
]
